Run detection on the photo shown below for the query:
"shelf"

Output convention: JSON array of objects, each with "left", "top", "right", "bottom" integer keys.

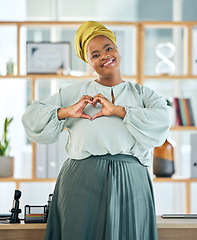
[
  {"left": 2, "top": 74, "right": 197, "bottom": 80},
  {"left": 0, "top": 74, "right": 93, "bottom": 79},
  {"left": 0, "top": 178, "right": 56, "bottom": 183},
  {"left": 144, "top": 75, "right": 197, "bottom": 79},
  {"left": 153, "top": 177, "right": 197, "bottom": 214},
  {"left": 153, "top": 177, "right": 197, "bottom": 183},
  {"left": 0, "top": 21, "right": 139, "bottom": 27},
  {"left": 170, "top": 126, "right": 197, "bottom": 131},
  {"left": 0, "top": 74, "right": 137, "bottom": 80},
  {"left": 141, "top": 21, "right": 197, "bottom": 26}
]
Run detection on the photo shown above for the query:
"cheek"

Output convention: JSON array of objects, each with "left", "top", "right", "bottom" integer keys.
[
  {"left": 116, "top": 52, "right": 121, "bottom": 63},
  {"left": 115, "top": 50, "right": 120, "bottom": 58},
  {"left": 90, "top": 60, "right": 100, "bottom": 69}
]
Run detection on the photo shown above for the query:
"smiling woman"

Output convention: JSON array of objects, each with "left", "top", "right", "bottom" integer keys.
[
  {"left": 87, "top": 35, "right": 122, "bottom": 86},
  {"left": 22, "top": 21, "right": 171, "bottom": 240}
]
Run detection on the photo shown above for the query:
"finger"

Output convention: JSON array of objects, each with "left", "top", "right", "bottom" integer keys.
[
  {"left": 80, "top": 99, "right": 95, "bottom": 107},
  {"left": 93, "top": 93, "right": 106, "bottom": 99},
  {"left": 92, "top": 97, "right": 107, "bottom": 106},
  {"left": 80, "top": 95, "right": 94, "bottom": 102},
  {"left": 92, "top": 111, "right": 103, "bottom": 120},
  {"left": 81, "top": 113, "right": 92, "bottom": 120},
  {"left": 91, "top": 98, "right": 101, "bottom": 107}
]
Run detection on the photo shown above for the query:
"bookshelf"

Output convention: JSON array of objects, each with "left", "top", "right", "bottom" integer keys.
[{"left": 0, "top": 21, "right": 197, "bottom": 213}]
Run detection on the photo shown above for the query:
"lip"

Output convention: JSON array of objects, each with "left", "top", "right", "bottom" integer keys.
[{"left": 101, "top": 59, "right": 115, "bottom": 67}]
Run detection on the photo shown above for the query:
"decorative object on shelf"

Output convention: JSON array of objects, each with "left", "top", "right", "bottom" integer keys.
[
  {"left": 26, "top": 42, "right": 70, "bottom": 74},
  {"left": 153, "top": 137, "right": 175, "bottom": 177},
  {"left": 155, "top": 42, "right": 176, "bottom": 75},
  {"left": 6, "top": 58, "right": 14, "bottom": 75},
  {"left": 0, "top": 117, "right": 14, "bottom": 178}
]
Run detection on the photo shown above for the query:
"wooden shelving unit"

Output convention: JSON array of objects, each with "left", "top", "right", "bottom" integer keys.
[
  {"left": 138, "top": 21, "right": 197, "bottom": 85},
  {"left": 0, "top": 21, "right": 197, "bottom": 213},
  {"left": 153, "top": 177, "right": 197, "bottom": 214},
  {"left": 0, "top": 178, "right": 56, "bottom": 190},
  {"left": 170, "top": 126, "right": 197, "bottom": 131}
]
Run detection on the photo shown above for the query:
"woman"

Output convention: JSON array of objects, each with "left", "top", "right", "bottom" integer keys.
[{"left": 22, "top": 21, "right": 171, "bottom": 240}]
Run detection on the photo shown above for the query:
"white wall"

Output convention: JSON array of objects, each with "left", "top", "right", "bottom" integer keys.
[
  {"left": 26, "top": 0, "right": 138, "bottom": 21},
  {"left": 0, "top": 0, "right": 26, "bottom": 21}
]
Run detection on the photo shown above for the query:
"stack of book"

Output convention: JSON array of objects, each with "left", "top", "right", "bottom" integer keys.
[{"left": 173, "top": 97, "right": 195, "bottom": 126}]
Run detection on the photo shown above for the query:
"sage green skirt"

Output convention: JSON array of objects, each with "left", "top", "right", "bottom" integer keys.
[{"left": 45, "top": 154, "right": 158, "bottom": 240}]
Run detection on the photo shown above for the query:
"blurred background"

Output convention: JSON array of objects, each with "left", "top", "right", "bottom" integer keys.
[{"left": 0, "top": 0, "right": 197, "bottom": 218}]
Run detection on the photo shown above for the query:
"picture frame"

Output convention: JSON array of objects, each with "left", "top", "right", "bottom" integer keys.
[{"left": 26, "top": 42, "right": 70, "bottom": 74}]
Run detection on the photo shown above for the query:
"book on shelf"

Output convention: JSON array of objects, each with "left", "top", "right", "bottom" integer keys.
[{"left": 173, "top": 97, "right": 195, "bottom": 127}]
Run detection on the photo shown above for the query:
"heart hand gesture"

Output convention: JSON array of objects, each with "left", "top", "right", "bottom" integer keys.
[
  {"left": 58, "top": 95, "right": 94, "bottom": 120},
  {"left": 92, "top": 93, "right": 126, "bottom": 120},
  {"left": 57, "top": 94, "right": 126, "bottom": 120},
  {"left": 91, "top": 93, "right": 116, "bottom": 120}
]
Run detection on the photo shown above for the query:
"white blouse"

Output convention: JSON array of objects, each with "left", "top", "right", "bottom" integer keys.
[{"left": 22, "top": 80, "right": 171, "bottom": 166}]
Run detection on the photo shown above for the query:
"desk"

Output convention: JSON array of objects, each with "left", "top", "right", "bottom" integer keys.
[
  {"left": 0, "top": 216, "right": 197, "bottom": 240},
  {"left": 157, "top": 216, "right": 197, "bottom": 240},
  {"left": 0, "top": 222, "right": 46, "bottom": 240}
]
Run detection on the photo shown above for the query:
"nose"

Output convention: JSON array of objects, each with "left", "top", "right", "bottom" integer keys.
[{"left": 100, "top": 52, "right": 110, "bottom": 60}]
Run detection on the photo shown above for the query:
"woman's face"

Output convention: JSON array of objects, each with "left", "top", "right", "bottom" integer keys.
[{"left": 87, "top": 35, "right": 121, "bottom": 78}]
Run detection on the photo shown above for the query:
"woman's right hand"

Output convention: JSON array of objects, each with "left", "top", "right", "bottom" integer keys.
[{"left": 57, "top": 95, "right": 94, "bottom": 120}]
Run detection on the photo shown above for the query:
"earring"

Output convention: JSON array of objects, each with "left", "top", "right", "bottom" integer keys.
[
  {"left": 92, "top": 68, "right": 95, "bottom": 73},
  {"left": 120, "top": 56, "right": 122, "bottom": 60}
]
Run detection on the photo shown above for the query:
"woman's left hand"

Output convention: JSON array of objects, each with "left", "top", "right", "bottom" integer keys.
[{"left": 92, "top": 93, "right": 126, "bottom": 120}]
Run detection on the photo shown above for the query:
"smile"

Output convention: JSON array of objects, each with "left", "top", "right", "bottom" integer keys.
[{"left": 101, "top": 59, "right": 115, "bottom": 67}]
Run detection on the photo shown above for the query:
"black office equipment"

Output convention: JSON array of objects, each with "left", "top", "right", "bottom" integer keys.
[
  {"left": 9, "top": 190, "right": 22, "bottom": 223},
  {"left": 24, "top": 205, "right": 47, "bottom": 223}
]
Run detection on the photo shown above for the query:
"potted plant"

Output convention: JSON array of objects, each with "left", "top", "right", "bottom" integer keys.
[{"left": 0, "top": 117, "right": 14, "bottom": 178}]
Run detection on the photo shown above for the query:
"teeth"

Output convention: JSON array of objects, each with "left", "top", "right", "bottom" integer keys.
[{"left": 103, "top": 59, "right": 113, "bottom": 67}]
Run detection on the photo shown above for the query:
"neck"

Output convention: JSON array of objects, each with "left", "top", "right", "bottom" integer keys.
[{"left": 96, "top": 73, "right": 124, "bottom": 87}]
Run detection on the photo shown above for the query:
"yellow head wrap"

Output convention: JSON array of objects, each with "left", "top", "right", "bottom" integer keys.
[{"left": 74, "top": 21, "right": 117, "bottom": 63}]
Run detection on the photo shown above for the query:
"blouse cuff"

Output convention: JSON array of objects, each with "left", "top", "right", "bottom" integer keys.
[
  {"left": 123, "top": 106, "right": 131, "bottom": 124},
  {"left": 55, "top": 106, "right": 68, "bottom": 123},
  {"left": 56, "top": 107, "right": 64, "bottom": 121}
]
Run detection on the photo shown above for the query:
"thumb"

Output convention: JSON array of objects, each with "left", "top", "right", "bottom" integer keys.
[
  {"left": 92, "top": 111, "right": 103, "bottom": 120},
  {"left": 81, "top": 113, "right": 92, "bottom": 120}
]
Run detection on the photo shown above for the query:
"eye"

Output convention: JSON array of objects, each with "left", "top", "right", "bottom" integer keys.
[
  {"left": 92, "top": 54, "right": 100, "bottom": 59},
  {"left": 106, "top": 47, "right": 112, "bottom": 52}
]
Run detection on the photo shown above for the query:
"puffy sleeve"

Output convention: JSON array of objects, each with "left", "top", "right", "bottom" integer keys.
[
  {"left": 123, "top": 85, "right": 171, "bottom": 150},
  {"left": 22, "top": 89, "right": 67, "bottom": 144}
]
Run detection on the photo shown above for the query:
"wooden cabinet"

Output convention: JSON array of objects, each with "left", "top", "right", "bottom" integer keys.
[{"left": 0, "top": 21, "right": 197, "bottom": 213}]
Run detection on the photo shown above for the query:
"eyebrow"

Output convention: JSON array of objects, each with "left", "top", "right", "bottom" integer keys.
[{"left": 91, "top": 44, "right": 112, "bottom": 55}]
